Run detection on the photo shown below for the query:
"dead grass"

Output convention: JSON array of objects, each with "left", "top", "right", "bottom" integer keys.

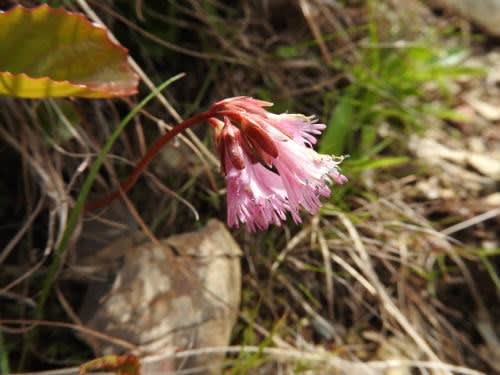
[{"left": 0, "top": 0, "right": 498, "bottom": 374}]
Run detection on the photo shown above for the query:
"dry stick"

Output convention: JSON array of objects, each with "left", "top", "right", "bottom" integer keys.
[
  {"left": 0, "top": 196, "right": 45, "bottom": 264},
  {"left": 0, "top": 259, "right": 45, "bottom": 295},
  {"left": 441, "top": 207, "right": 500, "bottom": 236},
  {"left": 155, "top": 347, "right": 486, "bottom": 375},
  {"left": 270, "top": 225, "right": 311, "bottom": 273},
  {"left": 119, "top": 189, "right": 167, "bottom": 254},
  {"left": 313, "top": 217, "right": 335, "bottom": 321},
  {"left": 10, "top": 348, "right": 486, "bottom": 375},
  {"left": 0, "top": 319, "right": 136, "bottom": 352},
  {"left": 55, "top": 287, "right": 83, "bottom": 327},
  {"left": 299, "top": 0, "right": 332, "bottom": 65},
  {"left": 336, "top": 212, "right": 452, "bottom": 375},
  {"left": 84, "top": 110, "right": 212, "bottom": 211}
]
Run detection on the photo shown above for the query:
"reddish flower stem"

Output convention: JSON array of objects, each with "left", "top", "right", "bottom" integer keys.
[{"left": 85, "top": 110, "right": 213, "bottom": 212}]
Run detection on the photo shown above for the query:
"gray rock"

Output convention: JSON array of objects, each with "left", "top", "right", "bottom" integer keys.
[
  {"left": 433, "top": 0, "right": 500, "bottom": 36},
  {"left": 79, "top": 220, "right": 242, "bottom": 375}
]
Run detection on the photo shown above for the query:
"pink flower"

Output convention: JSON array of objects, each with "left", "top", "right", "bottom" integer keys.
[{"left": 208, "top": 97, "right": 347, "bottom": 231}]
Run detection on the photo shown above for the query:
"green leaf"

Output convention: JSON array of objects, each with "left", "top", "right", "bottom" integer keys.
[
  {"left": 319, "top": 87, "right": 357, "bottom": 155},
  {"left": 275, "top": 45, "right": 300, "bottom": 58},
  {"left": 0, "top": 5, "right": 138, "bottom": 98},
  {"left": 481, "top": 255, "right": 500, "bottom": 291},
  {"left": 0, "top": 331, "right": 10, "bottom": 375},
  {"left": 344, "top": 156, "right": 409, "bottom": 172}
]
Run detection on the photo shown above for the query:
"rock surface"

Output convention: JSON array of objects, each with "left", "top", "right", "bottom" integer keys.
[
  {"left": 433, "top": 0, "right": 500, "bottom": 36},
  {"left": 78, "top": 220, "right": 242, "bottom": 375}
]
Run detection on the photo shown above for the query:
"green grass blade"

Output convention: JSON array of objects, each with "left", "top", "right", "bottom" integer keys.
[
  {"left": 0, "top": 331, "right": 9, "bottom": 375},
  {"left": 481, "top": 256, "right": 500, "bottom": 291},
  {"left": 344, "top": 156, "right": 409, "bottom": 173},
  {"left": 319, "top": 87, "right": 357, "bottom": 155},
  {"left": 35, "top": 73, "right": 185, "bottom": 319}
]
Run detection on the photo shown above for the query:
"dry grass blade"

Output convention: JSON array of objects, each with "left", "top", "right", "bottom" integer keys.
[
  {"left": 76, "top": 0, "right": 219, "bottom": 169},
  {"left": 313, "top": 217, "right": 335, "bottom": 320},
  {"left": 238, "top": 313, "right": 294, "bottom": 350},
  {"left": 0, "top": 1, "right": 496, "bottom": 373},
  {"left": 330, "top": 252, "right": 377, "bottom": 296},
  {"left": 88, "top": 0, "right": 243, "bottom": 65},
  {"left": 156, "top": 346, "right": 487, "bottom": 375},
  {"left": 9, "top": 352, "right": 487, "bottom": 375},
  {"left": 299, "top": 0, "right": 332, "bottom": 65},
  {"left": 0, "top": 319, "right": 136, "bottom": 352},
  {"left": 271, "top": 225, "right": 311, "bottom": 273},
  {"left": 0, "top": 196, "right": 45, "bottom": 264},
  {"left": 277, "top": 273, "right": 338, "bottom": 340},
  {"left": 336, "top": 212, "right": 449, "bottom": 372},
  {"left": 441, "top": 208, "right": 500, "bottom": 236},
  {"left": 0, "top": 125, "right": 70, "bottom": 257},
  {"left": 0, "top": 258, "right": 45, "bottom": 294}
]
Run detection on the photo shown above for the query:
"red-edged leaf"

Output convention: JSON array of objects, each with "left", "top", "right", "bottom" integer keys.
[
  {"left": 0, "top": 5, "right": 139, "bottom": 98},
  {"left": 79, "top": 353, "right": 141, "bottom": 375}
]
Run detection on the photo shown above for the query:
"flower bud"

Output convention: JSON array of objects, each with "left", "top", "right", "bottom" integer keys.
[{"left": 221, "top": 117, "right": 245, "bottom": 171}]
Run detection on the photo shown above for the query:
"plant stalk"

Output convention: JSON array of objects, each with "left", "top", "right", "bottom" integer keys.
[{"left": 85, "top": 110, "right": 213, "bottom": 211}]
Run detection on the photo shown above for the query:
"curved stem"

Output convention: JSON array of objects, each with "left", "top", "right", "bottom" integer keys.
[{"left": 85, "top": 110, "right": 213, "bottom": 211}]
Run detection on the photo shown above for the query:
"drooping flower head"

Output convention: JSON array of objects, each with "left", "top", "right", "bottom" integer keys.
[{"left": 207, "top": 97, "right": 347, "bottom": 232}]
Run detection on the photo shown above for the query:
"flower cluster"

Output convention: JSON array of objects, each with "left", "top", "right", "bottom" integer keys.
[{"left": 207, "top": 97, "right": 347, "bottom": 232}]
